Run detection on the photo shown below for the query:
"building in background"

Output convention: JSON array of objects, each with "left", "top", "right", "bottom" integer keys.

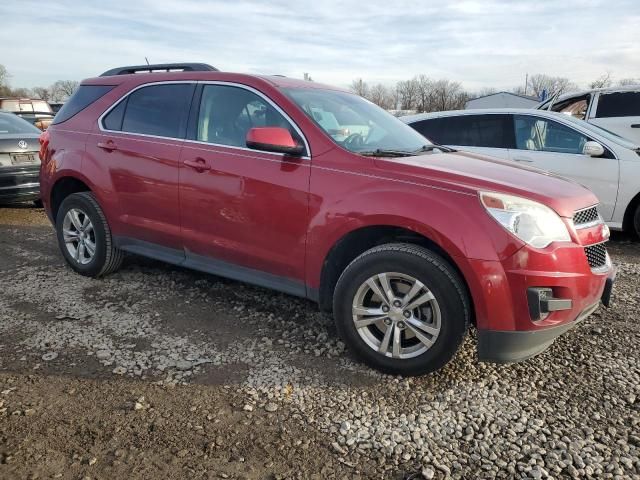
[{"left": 466, "top": 92, "right": 538, "bottom": 109}]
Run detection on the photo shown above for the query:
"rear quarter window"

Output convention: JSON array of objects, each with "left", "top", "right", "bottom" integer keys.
[
  {"left": 52, "top": 85, "right": 115, "bottom": 124},
  {"left": 595, "top": 92, "right": 640, "bottom": 118}
]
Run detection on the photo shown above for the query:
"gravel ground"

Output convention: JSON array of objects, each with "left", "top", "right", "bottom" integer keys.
[{"left": 0, "top": 205, "right": 639, "bottom": 480}]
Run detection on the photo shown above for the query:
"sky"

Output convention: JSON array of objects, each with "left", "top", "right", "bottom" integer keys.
[{"left": 1, "top": 0, "right": 639, "bottom": 92}]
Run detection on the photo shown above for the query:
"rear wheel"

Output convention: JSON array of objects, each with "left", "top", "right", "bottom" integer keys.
[
  {"left": 55, "top": 192, "right": 123, "bottom": 277},
  {"left": 634, "top": 204, "right": 640, "bottom": 238},
  {"left": 333, "top": 243, "right": 469, "bottom": 376}
]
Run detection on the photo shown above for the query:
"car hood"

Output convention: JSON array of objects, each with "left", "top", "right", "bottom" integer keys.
[
  {"left": 373, "top": 150, "right": 598, "bottom": 218},
  {"left": 0, "top": 134, "right": 41, "bottom": 153}
]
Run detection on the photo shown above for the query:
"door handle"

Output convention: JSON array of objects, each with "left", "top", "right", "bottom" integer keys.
[
  {"left": 513, "top": 157, "right": 533, "bottom": 163},
  {"left": 97, "top": 140, "right": 118, "bottom": 151},
  {"left": 183, "top": 157, "right": 210, "bottom": 172},
  {"left": 631, "top": 124, "right": 640, "bottom": 128}
]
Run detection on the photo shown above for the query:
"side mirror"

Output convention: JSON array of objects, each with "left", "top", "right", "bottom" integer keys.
[
  {"left": 246, "top": 127, "right": 305, "bottom": 156},
  {"left": 583, "top": 141, "right": 605, "bottom": 157}
]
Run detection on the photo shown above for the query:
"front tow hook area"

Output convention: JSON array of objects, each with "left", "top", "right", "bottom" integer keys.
[
  {"left": 527, "top": 287, "right": 572, "bottom": 321},
  {"left": 601, "top": 266, "right": 617, "bottom": 308}
]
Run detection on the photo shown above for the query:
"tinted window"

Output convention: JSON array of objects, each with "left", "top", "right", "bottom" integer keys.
[
  {"left": 119, "top": 84, "right": 194, "bottom": 138},
  {"left": 596, "top": 92, "right": 640, "bottom": 118},
  {"left": 410, "top": 119, "right": 442, "bottom": 142},
  {"left": 102, "top": 99, "right": 126, "bottom": 131},
  {"left": 418, "top": 115, "right": 514, "bottom": 148},
  {"left": 53, "top": 85, "right": 114, "bottom": 124},
  {"left": 514, "top": 115, "right": 589, "bottom": 154},
  {"left": 0, "top": 112, "right": 41, "bottom": 135},
  {"left": 196, "top": 84, "right": 305, "bottom": 152}
]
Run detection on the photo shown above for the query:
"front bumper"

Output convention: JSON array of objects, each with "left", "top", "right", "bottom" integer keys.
[
  {"left": 477, "top": 265, "right": 616, "bottom": 363},
  {"left": 0, "top": 165, "right": 40, "bottom": 203}
]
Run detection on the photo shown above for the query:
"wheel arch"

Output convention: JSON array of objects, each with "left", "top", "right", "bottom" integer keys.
[
  {"left": 622, "top": 190, "right": 640, "bottom": 236},
  {"left": 316, "top": 224, "right": 475, "bottom": 324},
  {"left": 50, "top": 175, "right": 93, "bottom": 223}
]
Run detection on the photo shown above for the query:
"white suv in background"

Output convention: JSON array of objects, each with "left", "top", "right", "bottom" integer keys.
[
  {"left": 537, "top": 86, "right": 640, "bottom": 144},
  {"left": 402, "top": 109, "right": 640, "bottom": 236}
]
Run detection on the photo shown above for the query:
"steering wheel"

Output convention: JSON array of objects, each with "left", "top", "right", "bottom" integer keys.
[{"left": 343, "top": 133, "right": 365, "bottom": 150}]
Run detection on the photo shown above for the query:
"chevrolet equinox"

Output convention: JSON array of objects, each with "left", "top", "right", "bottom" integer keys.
[{"left": 39, "top": 63, "right": 615, "bottom": 375}]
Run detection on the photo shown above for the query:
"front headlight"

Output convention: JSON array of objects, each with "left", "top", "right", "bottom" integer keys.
[{"left": 480, "top": 192, "right": 571, "bottom": 249}]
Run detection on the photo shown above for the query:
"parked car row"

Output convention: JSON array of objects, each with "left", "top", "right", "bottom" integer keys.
[
  {"left": 36, "top": 63, "right": 615, "bottom": 375},
  {"left": 0, "top": 97, "right": 56, "bottom": 131}
]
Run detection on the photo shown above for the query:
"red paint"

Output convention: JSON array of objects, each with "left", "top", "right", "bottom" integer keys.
[
  {"left": 40, "top": 71, "right": 612, "bottom": 339},
  {"left": 246, "top": 127, "right": 298, "bottom": 149}
]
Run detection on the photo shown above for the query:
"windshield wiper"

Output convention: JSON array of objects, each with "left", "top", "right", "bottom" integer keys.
[
  {"left": 358, "top": 149, "right": 415, "bottom": 157},
  {"left": 412, "top": 144, "right": 456, "bottom": 154}
]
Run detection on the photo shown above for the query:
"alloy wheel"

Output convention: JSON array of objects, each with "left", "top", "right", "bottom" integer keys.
[
  {"left": 351, "top": 272, "right": 441, "bottom": 359},
  {"left": 62, "top": 208, "right": 96, "bottom": 265}
]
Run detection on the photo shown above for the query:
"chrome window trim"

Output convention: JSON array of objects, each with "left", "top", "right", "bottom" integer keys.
[{"left": 97, "top": 80, "right": 311, "bottom": 160}]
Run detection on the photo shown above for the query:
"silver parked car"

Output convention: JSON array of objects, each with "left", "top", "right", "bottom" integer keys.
[
  {"left": 0, "top": 111, "right": 42, "bottom": 204},
  {"left": 403, "top": 108, "right": 640, "bottom": 236}
]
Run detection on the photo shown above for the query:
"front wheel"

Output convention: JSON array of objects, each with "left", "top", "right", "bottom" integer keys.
[
  {"left": 333, "top": 243, "right": 470, "bottom": 376},
  {"left": 55, "top": 192, "right": 123, "bottom": 277}
]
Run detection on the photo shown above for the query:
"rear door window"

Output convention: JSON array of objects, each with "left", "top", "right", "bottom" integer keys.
[
  {"left": 595, "top": 92, "right": 640, "bottom": 118},
  {"left": 433, "top": 114, "right": 515, "bottom": 148},
  {"left": 53, "top": 85, "right": 114, "bottom": 124},
  {"left": 105, "top": 83, "right": 195, "bottom": 139}
]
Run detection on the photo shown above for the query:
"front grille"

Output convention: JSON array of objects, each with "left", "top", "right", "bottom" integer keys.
[
  {"left": 573, "top": 206, "right": 600, "bottom": 226},
  {"left": 584, "top": 243, "right": 607, "bottom": 269}
]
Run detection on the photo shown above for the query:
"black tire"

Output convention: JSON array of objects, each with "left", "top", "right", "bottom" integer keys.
[
  {"left": 333, "top": 243, "right": 470, "bottom": 376},
  {"left": 33, "top": 199, "right": 43, "bottom": 208},
  {"left": 634, "top": 204, "right": 640, "bottom": 239},
  {"left": 55, "top": 192, "right": 123, "bottom": 277}
]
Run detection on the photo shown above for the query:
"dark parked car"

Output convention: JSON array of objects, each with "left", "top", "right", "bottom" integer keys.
[
  {"left": 39, "top": 63, "right": 614, "bottom": 375},
  {"left": 0, "top": 111, "right": 42, "bottom": 203},
  {"left": 0, "top": 98, "right": 55, "bottom": 131}
]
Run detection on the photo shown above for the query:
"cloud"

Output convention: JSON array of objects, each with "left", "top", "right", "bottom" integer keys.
[{"left": 1, "top": 0, "right": 638, "bottom": 91}]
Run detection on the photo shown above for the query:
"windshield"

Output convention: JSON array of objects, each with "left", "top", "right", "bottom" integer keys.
[
  {"left": 0, "top": 112, "right": 41, "bottom": 135},
  {"left": 560, "top": 114, "right": 639, "bottom": 149},
  {"left": 282, "top": 88, "right": 431, "bottom": 154}
]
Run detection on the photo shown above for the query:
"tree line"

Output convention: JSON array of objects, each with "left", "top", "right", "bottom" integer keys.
[
  {"left": 351, "top": 73, "right": 639, "bottom": 113},
  {"left": 0, "top": 64, "right": 79, "bottom": 102}
]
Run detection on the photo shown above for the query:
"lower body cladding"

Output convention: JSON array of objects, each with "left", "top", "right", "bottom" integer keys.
[
  {"left": 462, "top": 242, "right": 616, "bottom": 363},
  {"left": 0, "top": 165, "right": 40, "bottom": 203}
]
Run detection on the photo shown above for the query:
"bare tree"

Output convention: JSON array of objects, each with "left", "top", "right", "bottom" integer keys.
[
  {"left": 32, "top": 86, "right": 53, "bottom": 101},
  {"left": 303, "top": 73, "right": 313, "bottom": 82},
  {"left": 431, "top": 79, "right": 467, "bottom": 111},
  {"left": 367, "top": 84, "right": 395, "bottom": 109},
  {"left": 350, "top": 78, "right": 369, "bottom": 98},
  {"left": 618, "top": 78, "right": 640, "bottom": 86},
  {"left": 396, "top": 79, "right": 419, "bottom": 110},
  {"left": 0, "top": 64, "right": 9, "bottom": 87},
  {"left": 51, "top": 80, "right": 79, "bottom": 101},
  {"left": 527, "top": 74, "right": 578, "bottom": 99},
  {"left": 590, "top": 72, "right": 612, "bottom": 89},
  {"left": 414, "top": 75, "right": 433, "bottom": 112}
]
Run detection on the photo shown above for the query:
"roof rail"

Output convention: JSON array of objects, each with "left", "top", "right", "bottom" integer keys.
[{"left": 99, "top": 63, "right": 218, "bottom": 77}]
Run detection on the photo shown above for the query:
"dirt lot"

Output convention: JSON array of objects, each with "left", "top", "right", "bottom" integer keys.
[{"left": 0, "top": 205, "right": 639, "bottom": 480}]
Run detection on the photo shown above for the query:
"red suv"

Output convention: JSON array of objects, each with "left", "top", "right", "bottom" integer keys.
[{"left": 39, "top": 63, "right": 615, "bottom": 375}]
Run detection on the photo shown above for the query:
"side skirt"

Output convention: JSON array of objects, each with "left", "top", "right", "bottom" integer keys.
[{"left": 113, "top": 236, "right": 308, "bottom": 299}]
